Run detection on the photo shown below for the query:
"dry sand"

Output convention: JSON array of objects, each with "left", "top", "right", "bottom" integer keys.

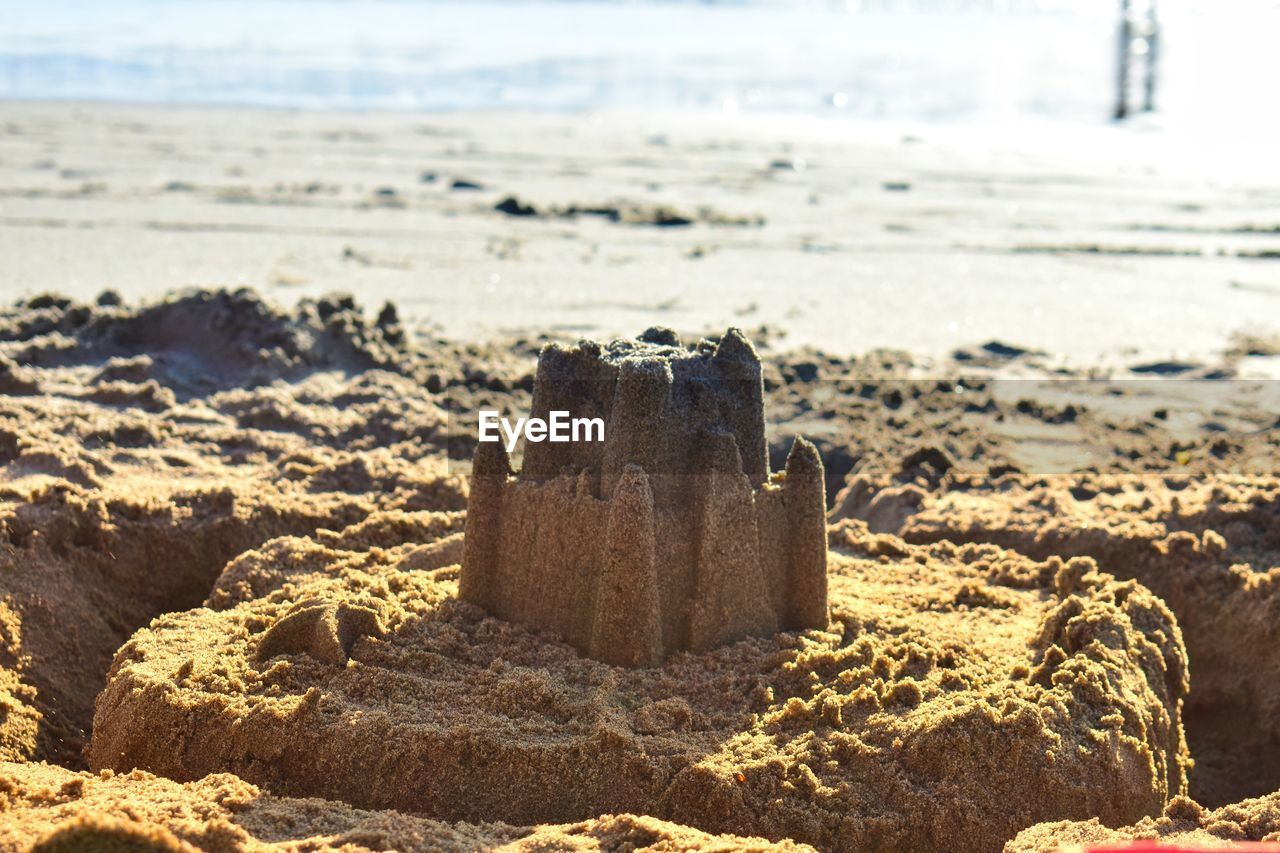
[
  {"left": 3, "top": 99, "right": 1280, "bottom": 852},
  {"left": 868, "top": 474, "right": 1280, "bottom": 808},
  {"left": 86, "top": 511, "right": 1186, "bottom": 851},
  {"left": 0, "top": 290, "right": 467, "bottom": 769},
  {"left": 1006, "top": 793, "right": 1280, "bottom": 851},
  {"left": 0, "top": 762, "right": 809, "bottom": 851},
  {"left": 3, "top": 285, "right": 1279, "bottom": 851}
]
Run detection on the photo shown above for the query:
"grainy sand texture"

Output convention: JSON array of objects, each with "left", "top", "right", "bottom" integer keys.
[
  {"left": 1007, "top": 793, "right": 1280, "bottom": 851},
  {"left": 3, "top": 285, "right": 1279, "bottom": 852},
  {"left": 0, "top": 762, "right": 811, "bottom": 851},
  {"left": 5, "top": 101, "right": 1280, "bottom": 369},
  {"left": 883, "top": 474, "right": 1280, "bottom": 808},
  {"left": 87, "top": 511, "right": 1188, "bottom": 850},
  {"left": 3, "top": 96, "right": 1280, "bottom": 853}
]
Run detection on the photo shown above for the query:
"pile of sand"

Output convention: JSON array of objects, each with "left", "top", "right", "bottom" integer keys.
[
  {"left": 1007, "top": 791, "right": 1280, "bottom": 851},
  {"left": 0, "top": 761, "right": 808, "bottom": 852},
  {"left": 90, "top": 512, "right": 1186, "bottom": 850},
  {"left": 882, "top": 474, "right": 1280, "bottom": 807},
  {"left": 0, "top": 290, "right": 466, "bottom": 767}
]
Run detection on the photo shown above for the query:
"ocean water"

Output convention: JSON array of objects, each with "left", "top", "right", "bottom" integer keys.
[{"left": 2, "top": 0, "right": 1277, "bottom": 133}]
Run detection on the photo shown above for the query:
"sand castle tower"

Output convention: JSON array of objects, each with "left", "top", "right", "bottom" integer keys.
[{"left": 459, "top": 328, "right": 828, "bottom": 667}]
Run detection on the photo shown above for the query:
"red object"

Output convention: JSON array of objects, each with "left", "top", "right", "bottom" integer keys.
[{"left": 1086, "top": 844, "right": 1280, "bottom": 852}]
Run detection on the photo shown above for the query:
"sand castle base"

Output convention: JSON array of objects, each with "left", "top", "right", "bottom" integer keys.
[{"left": 90, "top": 512, "right": 1188, "bottom": 852}]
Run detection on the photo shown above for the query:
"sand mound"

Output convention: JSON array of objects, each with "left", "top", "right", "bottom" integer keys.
[
  {"left": 1, "top": 287, "right": 544, "bottom": 461},
  {"left": 0, "top": 762, "right": 808, "bottom": 852},
  {"left": 1007, "top": 792, "right": 1280, "bottom": 851},
  {"left": 91, "top": 515, "right": 1186, "bottom": 851},
  {"left": 2, "top": 289, "right": 411, "bottom": 397},
  {"left": 0, "top": 291, "right": 468, "bottom": 768},
  {"left": 893, "top": 474, "right": 1280, "bottom": 807}
]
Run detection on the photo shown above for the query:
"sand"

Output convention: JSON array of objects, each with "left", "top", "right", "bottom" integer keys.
[
  {"left": 4, "top": 100, "right": 1280, "bottom": 370},
  {"left": 85, "top": 500, "right": 1185, "bottom": 850},
  {"left": 3, "top": 94, "right": 1280, "bottom": 848},
  {"left": 1, "top": 289, "right": 825, "bottom": 850},
  {"left": 0, "top": 290, "right": 470, "bottom": 769},
  {"left": 460, "top": 329, "right": 828, "bottom": 666},
  {"left": 1006, "top": 793, "right": 1280, "bottom": 851},
  {"left": 0, "top": 762, "right": 810, "bottom": 852},
  {"left": 4, "top": 285, "right": 1280, "bottom": 850},
  {"left": 876, "top": 474, "right": 1280, "bottom": 808}
]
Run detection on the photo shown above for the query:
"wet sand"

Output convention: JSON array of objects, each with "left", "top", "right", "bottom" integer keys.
[{"left": 3, "top": 100, "right": 1280, "bottom": 370}]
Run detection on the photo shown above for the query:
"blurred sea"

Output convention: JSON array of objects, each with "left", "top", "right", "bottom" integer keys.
[{"left": 0, "top": 0, "right": 1276, "bottom": 132}]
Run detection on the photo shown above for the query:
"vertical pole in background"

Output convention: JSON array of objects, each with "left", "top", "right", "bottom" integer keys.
[
  {"left": 1114, "top": 0, "right": 1132, "bottom": 121},
  {"left": 1143, "top": 1, "right": 1159, "bottom": 113}
]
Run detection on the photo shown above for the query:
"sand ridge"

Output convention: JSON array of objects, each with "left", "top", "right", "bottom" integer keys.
[
  {"left": 1006, "top": 791, "right": 1280, "bottom": 851},
  {"left": 877, "top": 473, "right": 1280, "bottom": 808},
  {"left": 0, "top": 762, "right": 811, "bottom": 852}
]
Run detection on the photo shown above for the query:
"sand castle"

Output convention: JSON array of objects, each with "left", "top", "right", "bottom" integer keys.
[{"left": 459, "top": 327, "right": 829, "bottom": 667}]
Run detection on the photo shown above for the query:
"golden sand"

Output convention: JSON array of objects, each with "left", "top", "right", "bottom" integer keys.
[
  {"left": 3, "top": 289, "right": 1279, "bottom": 851},
  {"left": 1007, "top": 792, "right": 1280, "bottom": 851},
  {"left": 0, "top": 762, "right": 810, "bottom": 852},
  {"left": 87, "top": 509, "right": 1186, "bottom": 850},
  {"left": 888, "top": 474, "right": 1280, "bottom": 807}
]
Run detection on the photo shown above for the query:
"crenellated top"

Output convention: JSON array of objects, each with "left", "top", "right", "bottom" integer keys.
[{"left": 520, "top": 327, "right": 768, "bottom": 499}]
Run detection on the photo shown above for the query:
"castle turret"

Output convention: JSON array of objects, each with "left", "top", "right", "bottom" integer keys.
[
  {"left": 457, "top": 439, "right": 509, "bottom": 612},
  {"left": 783, "top": 437, "right": 829, "bottom": 630},
  {"left": 589, "top": 465, "right": 663, "bottom": 667},
  {"left": 688, "top": 431, "right": 777, "bottom": 652}
]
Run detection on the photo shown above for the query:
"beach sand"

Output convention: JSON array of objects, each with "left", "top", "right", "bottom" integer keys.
[
  {"left": 888, "top": 474, "right": 1280, "bottom": 809},
  {"left": 4, "top": 101, "right": 1280, "bottom": 370},
  {"left": 0, "top": 761, "right": 812, "bottom": 851},
  {"left": 2, "top": 100, "right": 1280, "bottom": 851},
  {"left": 87, "top": 511, "right": 1187, "bottom": 850},
  {"left": 1007, "top": 793, "right": 1280, "bottom": 851}
]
